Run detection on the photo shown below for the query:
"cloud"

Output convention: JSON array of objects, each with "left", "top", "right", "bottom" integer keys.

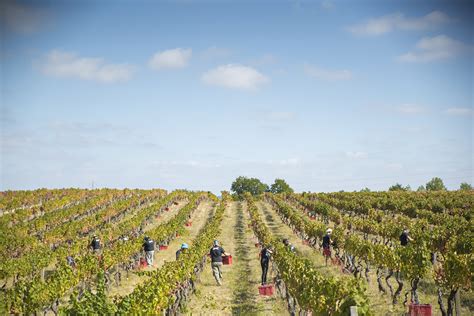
[
  {"left": 304, "top": 64, "right": 352, "bottom": 81},
  {"left": 396, "top": 104, "right": 425, "bottom": 114},
  {"left": 149, "top": 48, "right": 192, "bottom": 70},
  {"left": 348, "top": 11, "right": 450, "bottom": 36},
  {"left": 40, "top": 50, "right": 134, "bottom": 83},
  {"left": 445, "top": 107, "right": 473, "bottom": 116},
  {"left": 398, "top": 35, "right": 472, "bottom": 63},
  {"left": 201, "top": 64, "right": 269, "bottom": 90},
  {"left": 200, "top": 46, "right": 232, "bottom": 60},
  {"left": 346, "top": 151, "right": 369, "bottom": 159},
  {"left": 2, "top": 0, "right": 50, "bottom": 34}
]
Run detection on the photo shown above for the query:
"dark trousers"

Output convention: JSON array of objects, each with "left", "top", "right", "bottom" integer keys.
[{"left": 261, "top": 259, "right": 269, "bottom": 284}]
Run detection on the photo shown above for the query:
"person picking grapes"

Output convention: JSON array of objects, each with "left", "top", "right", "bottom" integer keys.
[
  {"left": 322, "top": 228, "right": 333, "bottom": 266},
  {"left": 260, "top": 245, "right": 273, "bottom": 285},
  {"left": 209, "top": 240, "right": 229, "bottom": 286}
]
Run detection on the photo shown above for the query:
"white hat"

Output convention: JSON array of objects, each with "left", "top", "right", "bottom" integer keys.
[{"left": 326, "top": 228, "right": 333, "bottom": 233}]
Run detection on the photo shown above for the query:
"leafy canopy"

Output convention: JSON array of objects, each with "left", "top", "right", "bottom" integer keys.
[
  {"left": 270, "top": 179, "right": 294, "bottom": 194},
  {"left": 230, "top": 176, "right": 269, "bottom": 196}
]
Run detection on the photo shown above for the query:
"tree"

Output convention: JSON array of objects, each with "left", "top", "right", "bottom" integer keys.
[
  {"left": 460, "top": 182, "right": 472, "bottom": 191},
  {"left": 389, "top": 183, "right": 411, "bottom": 191},
  {"left": 270, "top": 179, "right": 294, "bottom": 194},
  {"left": 360, "top": 187, "right": 371, "bottom": 192},
  {"left": 231, "top": 176, "right": 269, "bottom": 196},
  {"left": 426, "top": 177, "right": 447, "bottom": 191},
  {"left": 417, "top": 185, "right": 426, "bottom": 192}
]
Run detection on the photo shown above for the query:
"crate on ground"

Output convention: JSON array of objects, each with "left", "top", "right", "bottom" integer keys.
[
  {"left": 185, "top": 221, "right": 192, "bottom": 227},
  {"left": 222, "top": 255, "right": 232, "bottom": 265},
  {"left": 139, "top": 257, "right": 147, "bottom": 269},
  {"left": 409, "top": 304, "right": 432, "bottom": 316},
  {"left": 159, "top": 245, "right": 168, "bottom": 250},
  {"left": 164, "top": 207, "right": 169, "bottom": 211},
  {"left": 258, "top": 284, "right": 274, "bottom": 296}
]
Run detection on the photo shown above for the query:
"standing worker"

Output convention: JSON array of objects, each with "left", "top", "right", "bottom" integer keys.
[
  {"left": 176, "top": 243, "right": 189, "bottom": 260},
  {"left": 282, "top": 238, "right": 296, "bottom": 252},
  {"left": 322, "top": 228, "right": 333, "bottom": 266},
  {"left": 209, "top": 240, "right": 229, "bottom": 286},
  {"left": 260, "top": 245, "right": 273, "bottom": 285},
  {"left": 399, "top": 228, "right": 414, "bottom": 246},
  {"left": 143, "top": 236, "right": 155, "bottom": 266},
  {"left": 90, "top": 235, "right": 101, "bottom": 254}
]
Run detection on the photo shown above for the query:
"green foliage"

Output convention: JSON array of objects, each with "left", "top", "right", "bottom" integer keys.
[
  {"left": 360, "top": 187, "right": 371, "bottom": 192},
  {"left": 426, "top": 177, "right": 447, "bottom": 191},
  {"left": 270, "top": 178, "right": 294, "bottom": 194},
  {"left": 230, "top": 176, "right": 269, "bottom": 196},
  {"left": 417, "top": 185, "right": 426, "bottom": 192},
  {"left": 388, "top": 183, "right": 411, "bottom": 191},
  {"left": 460, "top": 182, "right": 472, "bottom": 191}
]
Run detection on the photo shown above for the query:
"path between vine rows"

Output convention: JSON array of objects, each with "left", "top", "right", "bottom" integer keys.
[
  {"left": 185, "top": 201, "right": 288, "bottom": 315},
  {"left": 107, "top": 199, "right": 216, "bottom": 298}
]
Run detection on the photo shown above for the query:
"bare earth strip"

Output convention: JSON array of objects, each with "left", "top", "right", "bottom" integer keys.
[{"left": 185, "top": 201, "right": 287, "bottom": 315}]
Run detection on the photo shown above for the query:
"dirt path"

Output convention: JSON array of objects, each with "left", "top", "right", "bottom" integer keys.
[
  {"left": 107, "top": 200, "right": 216, "bottom": 298},
  {"left": 185, "top": 201, "right": 288, "bottom": 315},
  {"left": 256, "top": 201, "right": 404, "bottom": 315}
]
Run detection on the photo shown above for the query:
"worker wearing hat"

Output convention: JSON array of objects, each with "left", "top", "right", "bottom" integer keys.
[
  {"left": 322, "top": 228, "right": 333, "bottom": 266},
  {"left": 176, "top": 243, "right": 189, "bottom": 260}
]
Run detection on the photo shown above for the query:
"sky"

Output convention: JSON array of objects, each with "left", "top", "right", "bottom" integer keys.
[{"left": 1, "top": 0, "right": 473, "bottom": 193}]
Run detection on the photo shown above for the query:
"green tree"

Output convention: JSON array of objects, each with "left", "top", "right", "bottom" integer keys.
[
  {"left": 270, "top": 179, "right": 294, "bottom": 194},
  {"left": 460, "top": 182, "right": 472, "bottom": 191},
  {"left": 231, "top": 176, "right": 269, "bottom": 196},
  {"left": 417, "top": 185, "right": 426, "bottom": 192},
  {"left": 360, "top": 187, "right": 371, "bottom": 192},
  {"left": 426, "top": 177, "right": 447, "bottom": 191},
  {"left": 389, "top": 183, "right": 411, "bottom": 191}
]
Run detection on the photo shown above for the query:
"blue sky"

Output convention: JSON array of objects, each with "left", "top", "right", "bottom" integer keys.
[{"left": 1, "top": 0, "right": 473, "bottom": 193}]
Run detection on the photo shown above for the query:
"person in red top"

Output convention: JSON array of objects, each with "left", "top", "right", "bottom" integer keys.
[{"left": 322, "top": 228, "right": 333, "bottom": 266}]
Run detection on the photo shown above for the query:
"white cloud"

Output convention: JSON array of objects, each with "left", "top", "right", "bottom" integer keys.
[
  {"left": 40, "top": 50, "right": 134, "bottom": 83},
  {"left": 149, "top": 48, "right": 192, "bottom": 70},
  {"left": 304, "top": 64, "right": 352, "bottom": 81},
  {"left": 201, "top": 64, "right": 269, "bottom": 90},
  {"left": 445, "top": 107, "right": 473, "bottom": 116},
  {"left": 398, "top": 35, "right": 472, "bottom": 63},
  {"left": 2, "top": 0, "right": 49, "bottom": 34},
  {"left": 346, "top": 151, "right": 369, "bottom": 159},
  {"left": 396, "top": 104, "right": 425, "bottom": 114},
  {"left": 348, "top": 11, "right": 450, "bottom": 36}
]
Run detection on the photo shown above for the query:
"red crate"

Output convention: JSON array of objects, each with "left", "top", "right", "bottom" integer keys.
[
  {"left": 165, "top": 207, "right": 169, "bottom": 211},
  {"left": 258, "top": 284, "right": 274, "bottom": 296},
  {"left": 159, "top": 245, "right": 168, "bottom": 250},
  {"left": 185, "top": 221, "right": 192, "bottom": 227},
  {"left": 255, "top": 242, "right": 260, "bottom": 247},
  {"left": 303, "top": 239, "right": 310, "bottom": 245},
  {"left": 222, "top": 255, "right": 232, "bottom": 265},
  {"left": 176, "top": 232, "right": 180, "bottom": 237},
  {"left": 409, "top": 304, "right": 432, "bottom": 316},
  {"left": 139, "top": 257, "right": 148, "bottom": 268}
]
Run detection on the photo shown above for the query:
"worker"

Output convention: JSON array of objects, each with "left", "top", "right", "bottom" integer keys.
[
  {"left": 399, "top": 228, "right": 414, "bottom": 246},
  {"left": 282, "top": 238, "right": 295, "bottom": 252},
  {"left": 322, "top": 228, "right": 333, "bottom": 266},
  {"left": 260, "top": 245, "right": 273, "bottom": 285},
  {"left": 90, "top": 235, "right": 101, "bottom": 253},
  {"left": 209, "top": 240, "right": 229, "bottom": 286},
  {"left": 176, "top": 243, "right": 189, "bottom": 260},
  {"left": 142, "top": 236, "right": 155, "bottom": 266}
]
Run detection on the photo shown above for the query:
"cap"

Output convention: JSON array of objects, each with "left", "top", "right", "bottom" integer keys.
[
  {"left": 326, "top": 228, "right": 333, "bottom": 233},
  {"left": 181, "top": 243, "right": 189, "bottom": 249},
  {"left": 213, "top": 240, "right": 219, "bottom": 246}
]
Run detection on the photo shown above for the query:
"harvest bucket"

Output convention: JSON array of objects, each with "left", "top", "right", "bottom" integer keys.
[
  {"left": 409, "top": 304, "right": 432, "bottom": 316},
  {"left": 222, "top": 255, "right": 232, "bottom": 265},
  {"left": 185, "top": 221, "right": 192, "bottom": 227},
  {"left": 159, "top": 245, "right": 168, "bottom": 250},
  {"left": 165, "top": 207, "right": 169, "bottom": 211},
  {"left": 139, "top": 257, "right": 148, "bottom": 268},
  {"left": 258, "top": 284, "right": 274, "bottom": 296}
]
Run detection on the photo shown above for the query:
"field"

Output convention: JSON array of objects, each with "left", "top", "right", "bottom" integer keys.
[{"left": 0, "top": 189, "right": 472, "bottom": 315}]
